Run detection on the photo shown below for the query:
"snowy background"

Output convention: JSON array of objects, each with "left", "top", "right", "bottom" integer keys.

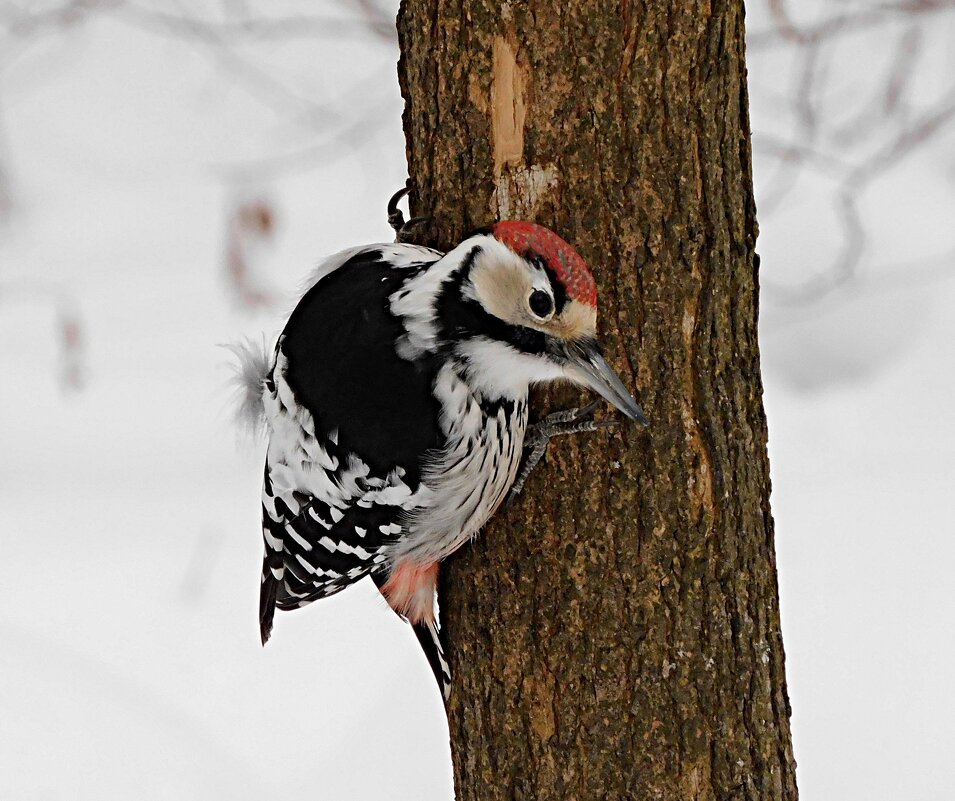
[{"left": 1, "top": 2, "right": 952, "bottom": 799}]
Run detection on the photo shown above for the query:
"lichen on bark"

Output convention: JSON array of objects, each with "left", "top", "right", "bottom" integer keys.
[{"left": 397, "top": 2, "right": 798, "bottom": 799}]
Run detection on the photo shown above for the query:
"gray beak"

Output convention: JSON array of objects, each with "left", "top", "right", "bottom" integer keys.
[{"left": 561, "top": 340, "right": 649, "bottom": 426}]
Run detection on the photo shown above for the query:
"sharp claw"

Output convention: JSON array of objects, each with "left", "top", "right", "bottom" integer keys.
[
  {"left": 387, "top": 184, "right": 417, "bottom": 237},
  {"left": 387, "top": 189, "right": 408, "bottom": 214},
  {"left": 387, "top": 184, "right": 430, "bottom": 243},
  {"left": 569, "top": 400, "right": 601, "bottom": 423},
  {"left": 579, "top": 399, "right": 601, "bottom": 415},
  {"left": 387, "top": 185, "right": 410, "bottom": 227},
  {"left": 395, "top": 215, "right": 431, "bottom": 243},
  {"left": 505, "top": 403, "right": 620, "bottom": 508}
]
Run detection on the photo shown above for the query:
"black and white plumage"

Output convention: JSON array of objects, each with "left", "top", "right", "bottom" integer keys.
[{"left": 238, "top": 222, "right": 647, "bottom": 700}]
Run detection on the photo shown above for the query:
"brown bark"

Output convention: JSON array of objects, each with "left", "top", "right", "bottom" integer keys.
[{"left": 397, "top": 2, "right": 797, "bottom": 799}]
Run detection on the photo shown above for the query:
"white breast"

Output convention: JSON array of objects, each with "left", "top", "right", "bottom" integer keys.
[{"left": 391, "top": 363, "right": 528, "bottom": 565}]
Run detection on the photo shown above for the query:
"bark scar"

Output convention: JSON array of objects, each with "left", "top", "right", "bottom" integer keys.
[
  {"left": 490, "top": 32, "right": 558, "bottom": 220},
  {"left": 492, "top": 34, "right": 526, "bottom": 174}
]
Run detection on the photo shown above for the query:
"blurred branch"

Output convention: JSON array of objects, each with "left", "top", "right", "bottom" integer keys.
[
  {"left": 108, "top": 1, "right": 396, "bottom": 181},
  {"left": 223, "top": 197, "right": 278, "bottom": 311},
  {"left": 825, "top": 24, "right": 921, "bottom": 148},
  {"left": 0, "top": 281, "right": 85, "bottom": 390},
  {"left": 866, "top": 244, "right": 955, "bottom": 292},
  {"left": 112, "top": 1, "right": 395, "bottom": 44},
  {"left": 210, "top": 112, "right": 381, "bottom": 181},
  {"left": 756, "top": 36, "right": 825, "bottom": 214},
  {"left": 764, "top": 87, "right": 955, "bottom": 303},
  {"left": 0, "top": 0, "right": 117, "bottom": 36},
  {"left": 0, "top": 0, "right": 402, "bottom": 399},
  {"left": 0, "top": 105, "right": 11, "bottom": 229},
  {"left": 882, "top": 25, "right": 920, "bottom": 117},
  {"left": 113, "top": 3, "right": 351, "bottom": 133},
  {"left": 752, "top": 0, "right": 955, "bottom": 304},
  {"left": 751, "top": 0, "right": 955, "bottom": 48}
]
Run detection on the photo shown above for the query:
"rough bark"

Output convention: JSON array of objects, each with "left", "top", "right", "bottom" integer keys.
[{"left": 397, "top": 2, "right": 798, "bottom": 799}]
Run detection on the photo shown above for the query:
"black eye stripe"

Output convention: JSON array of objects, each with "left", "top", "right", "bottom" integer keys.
[
  {"left": 521, "top": 251, "right": 567, "bottom": 314},
  {"left": 529, "top": 289, "right": 553, "bottom": 318},
  {"left": 540, "top": 264, "right": 567, "bottom": 314}
]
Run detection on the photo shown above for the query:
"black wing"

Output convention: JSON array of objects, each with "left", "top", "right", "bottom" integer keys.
[
  {"left": 259, "top": 465, "right": 403, "bottom": 644},
  {"left": 279, "top": 248, "right": 443, "bottom": 483},
  {"left": 259, "top": 248, "right": 445, "bottom": 651}
]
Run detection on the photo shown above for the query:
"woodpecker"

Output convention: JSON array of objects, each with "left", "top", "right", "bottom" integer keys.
[{"left": 236, "top": 194, "right": 647, "bottom": 700}]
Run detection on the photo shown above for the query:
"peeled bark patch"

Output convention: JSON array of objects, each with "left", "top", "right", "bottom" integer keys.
[
  {"left": 491, "top": 33, "right": 526, "bottom": 173},
  {"left": 490, "top": 31, "right": 559, "bottom": 221}
]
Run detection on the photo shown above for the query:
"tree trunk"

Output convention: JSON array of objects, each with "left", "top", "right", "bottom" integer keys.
[{"left": 396, "top": 2, "right": 798, "bottom": 799}]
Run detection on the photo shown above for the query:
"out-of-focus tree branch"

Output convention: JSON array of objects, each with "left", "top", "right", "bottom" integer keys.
[
  {"left": 0, "top": 0, "right": 402, "bottom": 383},
  {"left": 223, "top": 197, "right": 277, "bottom": 311},
  {"left": 752, "top": 0, "right": 955, "bottom": 47},
  {"left": 0, "top": 281, "right": 85, "bottom": 389},
  {"left": 0, "top": 0, "right": 115, "bottom": 37},
  {"left": 750, "top": 0, "right": 955, "bottom": 303},
  {"left": 112, "top": 2, "right": 395, "bottom": 44}
]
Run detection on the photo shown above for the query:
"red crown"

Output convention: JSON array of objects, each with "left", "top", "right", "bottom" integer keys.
[{"left": 491, "top": 221, "right": 598, "bottom": 308}]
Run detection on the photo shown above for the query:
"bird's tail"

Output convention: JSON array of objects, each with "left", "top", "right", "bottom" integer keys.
[
  {"left": 374, "top": 569, "right": 451, "bottom": 702},
  {"left": 259, "top": 554, "right": 279, "bottom": 646},
  {"left": 413, "top": 613, "right": 451, "bottom": 703}
]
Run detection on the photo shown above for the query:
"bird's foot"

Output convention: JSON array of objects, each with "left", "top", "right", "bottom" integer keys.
[
  {"left": 505, "top": 401, "right": 618, "bottom": 508},
  {"left": 387, "top": 184, "right": 430, "bottom": 243}
]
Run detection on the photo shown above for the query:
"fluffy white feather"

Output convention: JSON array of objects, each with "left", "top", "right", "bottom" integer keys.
[
  {"left": 224, "top": 336, "right": 274, "bottom": 439},
  {"left": 391, "top": 362, "right": 527, "bottom": 565}
]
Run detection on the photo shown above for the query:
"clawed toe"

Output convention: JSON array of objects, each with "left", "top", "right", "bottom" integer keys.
[
  {"left": 505, "top": 402, "right": 619, "bottom": 508},
  {"left": 387, "top": 185, "right": 431, "bottom": 243},
  {"left": 530, "top": 402, "right": 618, "bottom": 443}
]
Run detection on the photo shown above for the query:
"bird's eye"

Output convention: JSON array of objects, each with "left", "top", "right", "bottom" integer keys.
[{"left": 528, "top": 289, "right": 554, "bottom": 319}]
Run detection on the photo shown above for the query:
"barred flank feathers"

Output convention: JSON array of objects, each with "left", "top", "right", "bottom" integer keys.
[{"left": 224, "top": 336, "right": 274, "bottom": 439}]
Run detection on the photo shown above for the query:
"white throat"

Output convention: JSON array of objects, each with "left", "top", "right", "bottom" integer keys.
[{"left": 454, "top": 337, "right": 562, "bottom": 401}]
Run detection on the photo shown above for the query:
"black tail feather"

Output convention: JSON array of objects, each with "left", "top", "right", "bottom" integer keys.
[
  {"left": 259, "top": 560, "right": 278, "bottom": 646},
  {"left": 413, "top": 616, "right": 451, "bottom": 703}
]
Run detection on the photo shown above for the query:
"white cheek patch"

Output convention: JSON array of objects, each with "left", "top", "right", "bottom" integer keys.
[
  {"left": 550, "top": 298, "right": 597, "bottom": 341},
  {"left": 456, "top": 337, "right": 564, "bottom": 397},
  {"left": 468, "top": 244, "right": 593, "bottom": 336},
  {"left": 529, "top": 265, "right": 552, "bottom": 293},
  {"left": 466, "top": 241, "right": 533, "bottom": 327}
]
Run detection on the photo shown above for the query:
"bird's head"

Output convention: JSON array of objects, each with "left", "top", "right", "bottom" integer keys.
[{"left": 432, "top": 220, "right": 647, "bottom": 425}]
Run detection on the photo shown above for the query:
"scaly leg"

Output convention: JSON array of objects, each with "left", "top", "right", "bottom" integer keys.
[{"left": 506, "top": 402, "right": 618, "bottom": 508}]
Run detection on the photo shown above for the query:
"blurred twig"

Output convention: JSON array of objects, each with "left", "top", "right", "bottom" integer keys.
[
  {"left": 0, "top": 281, "right": 85, "bottom": 390},
  {"left": 223, "top": 197, "right": 278, "bottom": 311},
  {"left": 111, "top": 2, "right": 395, "bottom": 43},
  {"left": 751, "top": 0, "right": 955, "bottom": 48},
  {"left": 0, "top": 0, "right": 117, "bottom": 36},
  {"left": 751, "top": 0, "right": 955, "bottom": 303}
]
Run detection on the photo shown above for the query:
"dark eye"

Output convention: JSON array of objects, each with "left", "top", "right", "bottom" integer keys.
[{"left": 528, "top": 289, "right": 553, "bottom": 319}]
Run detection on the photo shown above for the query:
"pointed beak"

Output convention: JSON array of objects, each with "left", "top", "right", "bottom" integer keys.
[{"left": 560, "top": 339, "right": 649, "bottom": 427}]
